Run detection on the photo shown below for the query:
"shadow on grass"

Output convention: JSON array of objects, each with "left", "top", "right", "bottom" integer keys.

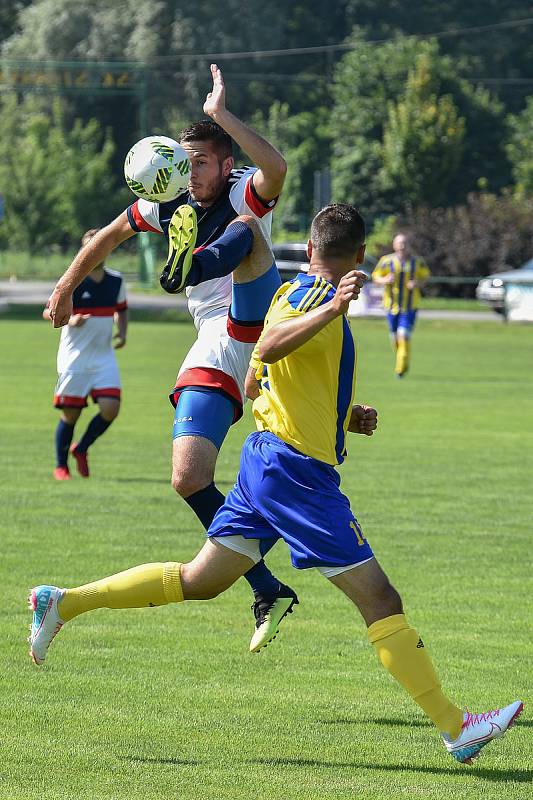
[
  {"left": 112, "top": 477, "right": 168, "bottom": 485},
  {"left": 123, "top": 755, "right": 199, "bottom": 766},
  {"left": 121, "top": 752, "right": 531, "bottom": 782},
  {"left": 110, "top": 477, "right": 235, "bottom": 487},
  {"left": 317, "top": 717, "right": 431, "bottom": 728},
  {"left": 247, "top": 757, "right": 532, "bottom": 782}
]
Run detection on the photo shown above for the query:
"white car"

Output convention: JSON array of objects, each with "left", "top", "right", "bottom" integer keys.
[{"left": 476, "top": 257, "right": 533, "bottom": 315}]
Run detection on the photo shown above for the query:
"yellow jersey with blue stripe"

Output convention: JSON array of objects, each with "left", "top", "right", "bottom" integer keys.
[
  {"left": 250, "top": 274, "right": 357, "bottom": 466},
  {"left": 372, "top": 254, "right": 430, "bottom": 313}
]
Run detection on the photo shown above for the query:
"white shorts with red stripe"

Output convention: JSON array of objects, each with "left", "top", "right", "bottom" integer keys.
[
  {"left": 172, "top": 309, "right": 261, "bottom": 421},
  {"left": 54, "top": 359, "right": 121, "bottom": 408}
]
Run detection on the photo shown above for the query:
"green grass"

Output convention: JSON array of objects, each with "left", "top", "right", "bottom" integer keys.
[
  {"left": 420, "top": 296, "right": 488, "bottom": 311},
  {"left": 1, "top": 316, "right": 532, "bottom": 800}
]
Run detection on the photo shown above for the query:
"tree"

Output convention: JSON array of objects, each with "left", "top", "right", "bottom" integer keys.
[
  {"left": 252, "top": 101, "right": 331, "bottom": 237},
  {"left": 381, "top": 53, "right": 465, "bottom": 209},
  {"left": 0, "top": 0, "right": 32, "bottom": 44},
  {"left": 331, "top": 34, "right": 509, "bottom": 215},
  {"left": 342, "top": 1, "right": 533, "bottom": 113},
  {"left": 506, "top": 97, "right": 533, "bottom": 198},
  {"left": 399, "top": 193, "right": 533, "bottom": 291},
  {"left": 0, "top": 93, "right": 118, "bottom": 251}
]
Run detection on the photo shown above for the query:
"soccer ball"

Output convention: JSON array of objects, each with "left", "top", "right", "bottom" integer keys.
[{"left": 124, "top": 136, "right": 191, "bottom": 202}]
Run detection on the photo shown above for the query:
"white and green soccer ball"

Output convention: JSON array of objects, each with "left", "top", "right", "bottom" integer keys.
[{"left": 124, "top": 136, "right": 191, "bottom": 202}]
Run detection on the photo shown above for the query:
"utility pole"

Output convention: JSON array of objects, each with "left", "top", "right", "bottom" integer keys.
[
  {"left": 313, "top": 169, "right": 331, "bottom": 213},
  {"left": 136, "top": 65, "right": 157, "bottom": 287}
]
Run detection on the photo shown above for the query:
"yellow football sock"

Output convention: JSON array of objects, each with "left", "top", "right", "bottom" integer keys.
[
  {"left": 395, "top": 338, "right": 410, "bottom": 374},
  {"left": 58, "top": 562, "right": 183, "bottom": 622},
  {"left": 368, "top": 614, "right": 463, "bottom": 739}
]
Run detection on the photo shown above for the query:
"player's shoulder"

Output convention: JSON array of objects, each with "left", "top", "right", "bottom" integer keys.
[
  {"left": 103, "top": 266, "right": 123, "bottom": 279},
  {"left": 377, "top": 252, "right": 395, "bottom": 264},
  {"left": 283, "top": 274, "right": 334, "bottom": 312},
  {"left": 228, "top": 166, "right": 256, "bottom": 186}
]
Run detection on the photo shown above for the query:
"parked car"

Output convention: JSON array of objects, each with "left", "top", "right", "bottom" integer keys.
[
  {"left": 272, "top": 241, "right": 377, "bottom": 281},
  {"left": 476, "top": 257, "right": 533, "bottom": 314},
  {"left": 272, "top": 242, "right": 381, "bottom": 316},
  {"left": 272, "top": 242, "right": 310, "bottom": 282}
]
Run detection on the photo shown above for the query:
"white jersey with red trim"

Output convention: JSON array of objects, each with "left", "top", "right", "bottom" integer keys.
[
  {"left": 127, "top": 166, "right": 276, "bottom": 328},
  {"left": 57, "top": 268, "right": 127, "bottom": 374}
]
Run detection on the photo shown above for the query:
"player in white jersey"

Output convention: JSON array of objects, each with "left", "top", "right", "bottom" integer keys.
[
  {"left": 44, "top": 229, "right": 128, "bottom": 481},
  {"left": 45, "top": 65, "right": 296, "bottom": 651}
]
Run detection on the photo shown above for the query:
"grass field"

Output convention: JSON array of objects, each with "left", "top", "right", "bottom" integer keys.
[{"left": 1, "top": 315, "right": 532, "bottom": 800}]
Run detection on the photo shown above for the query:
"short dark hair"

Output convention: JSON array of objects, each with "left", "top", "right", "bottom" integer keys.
[
  {"left": 81, "top": 228, "right": 100, "bottom": 247},
  {"left": 310, "top": 204, "right": 366, "bottom": 259},
  {"left": 179, "top": 120, "right": 233, "bottom": 161}
]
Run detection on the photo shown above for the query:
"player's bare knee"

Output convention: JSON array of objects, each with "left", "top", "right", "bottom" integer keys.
[
  {"left": 171, "top": 468, "right": 211, "bottom": 499},
  {"left": 62, "top": 409, "right": 81, "bottom": 425},
  {"left": 98, "top": 398, "right": 120, "bottom": 422},
  {"left": 101, "top": 406, "right": 119, "bottom": 423},
  {"left": 377, "top": 581, "right": 403, "bottom": 616},
  {"left": 231, "top": 214, "right": 255, "bottom": 230}
]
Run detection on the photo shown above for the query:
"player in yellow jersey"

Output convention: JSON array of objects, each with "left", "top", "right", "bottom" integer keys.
[
  {"left": 28, "top": 206, "right": 522, "bottom": 764},
  {"left": 372, "top": 233, "right": 430, "bottom": 377}
]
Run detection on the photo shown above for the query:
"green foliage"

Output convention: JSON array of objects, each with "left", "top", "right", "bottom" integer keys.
[
  {"left": 381, "top": 53, "right": 465, "bottom": 208},
  {"left": 0, "top": 1, "right": 532, "bottom": 248},
  {"left": 0, "top": 93, "right": 118, "bottom": 252},
  {"left": 252, "top": 100, "right": 331, "bottom": 237},
  {"left": 506, "top": 97, "right": 533, "bottom": 198},
  {"left": 366, "top": 215, "right": 399, "bottom": 258},
  {"left": 331, "top": 35, "right": 509, "bottom": 215},
  {"left": 399, "top": 192, "right": 533, "bottom": 288}
]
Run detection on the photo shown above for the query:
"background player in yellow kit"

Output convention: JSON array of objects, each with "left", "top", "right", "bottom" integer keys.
[{"left": 372, "top": 232, "right": 430, "bottom": 377}]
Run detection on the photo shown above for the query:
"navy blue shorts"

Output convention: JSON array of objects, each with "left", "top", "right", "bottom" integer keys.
[{"left": 208, "top": 431, "right": 374, "bottom": 570}]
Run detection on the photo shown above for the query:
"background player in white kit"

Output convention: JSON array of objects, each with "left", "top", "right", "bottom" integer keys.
[
  {"left": 44, "top": 228, "right": 128, "bottom": 481},
  {"left": 46, "top": 65, "right": 296, "bottom": 652}
]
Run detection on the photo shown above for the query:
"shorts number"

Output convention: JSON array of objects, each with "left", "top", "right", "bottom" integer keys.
[{"left": 349, "top": 519, "right": 365, "bottom": 547}]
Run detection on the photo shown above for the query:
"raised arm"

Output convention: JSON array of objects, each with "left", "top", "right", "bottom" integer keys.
[
  {"left": 203, "top": 64, "right": 286, "bottom": 202},
  {"left": 48, "top": 212, "right": 136, "bottom": 327},
  {"left": 258, "top": 271, "right": 366, "bottom": 364}
]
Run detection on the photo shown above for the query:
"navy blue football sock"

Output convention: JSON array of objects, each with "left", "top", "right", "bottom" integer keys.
[
  {"left": 245, "top": 560, "right": 281, "bottom": 598},
  {"left": 184, "top": 482, "right": 281, "bottom": 596},
  {"left": 76, "top": 413, "right": 112, "bottom": 453},
  {"left": 184, "top": 482, "right": 226, "bottom": 530},
  {"left": 55, "top": 418, "right": 75, "bottom": 467},
  {"left": 187, "top": 221, "right": 254, "bottom": 286}
]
